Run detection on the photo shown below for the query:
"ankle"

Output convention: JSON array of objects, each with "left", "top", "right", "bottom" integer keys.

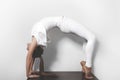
[
  {"left": 80, "top": 61, "right": 86, "bottom": 66},
  {"left": 85, "top": 66, "right": 92, "bottom": 72}
]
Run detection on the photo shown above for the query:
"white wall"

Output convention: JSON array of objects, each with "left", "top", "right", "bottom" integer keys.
[{"left": 0, "top": 0, "right": 120, "bottom": 80}]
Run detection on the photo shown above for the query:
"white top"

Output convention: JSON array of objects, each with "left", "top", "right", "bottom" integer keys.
[{"left": 31, "top": 22, "right": 47, "bottom": 46}]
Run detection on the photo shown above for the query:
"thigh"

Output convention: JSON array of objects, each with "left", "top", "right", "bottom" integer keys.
[{"left": 61, "top": 17, "right": 92, "bottom": 39}]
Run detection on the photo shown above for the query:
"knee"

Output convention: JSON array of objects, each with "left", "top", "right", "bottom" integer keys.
[
  {"left": 91, "top": 34, "right": 96, "bottom": 42},
  {"left": 88, "top": 34, "right": 96, "bottom": 44}
]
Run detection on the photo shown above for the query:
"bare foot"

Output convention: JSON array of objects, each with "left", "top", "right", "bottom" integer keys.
[{"left": 80, "top": 61, "right": 94, "bottom": 79}]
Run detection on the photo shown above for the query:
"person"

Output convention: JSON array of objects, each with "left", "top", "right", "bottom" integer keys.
[{"left": 26, "top": 16, "right": 96, "bottom": 79}]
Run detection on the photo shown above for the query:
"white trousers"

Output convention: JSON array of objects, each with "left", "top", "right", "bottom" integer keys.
[
  {"left": 57, "top": 16, "right": 96, "bottom": 67},
  {"left": 36, "top": 16, "right": 96, "bottom": 67}
]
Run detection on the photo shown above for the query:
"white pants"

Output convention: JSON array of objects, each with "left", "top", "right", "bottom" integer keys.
[
  {"left": 36, "top": 16, "right": 96, "bottom": 67},
  {"left": 57, "top": 16, "right": 96, "bottom": 67}
]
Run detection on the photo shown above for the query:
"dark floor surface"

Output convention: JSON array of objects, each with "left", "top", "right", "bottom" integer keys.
[{"left": 27, "top": 71, "right": 98, "bottom": 80}]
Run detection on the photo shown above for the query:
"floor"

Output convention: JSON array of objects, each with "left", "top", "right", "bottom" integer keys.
[{"left": 27, "top": 72, "right": 98, "bottom": 80}]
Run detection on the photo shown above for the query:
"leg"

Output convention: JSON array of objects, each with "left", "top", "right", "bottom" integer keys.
[
  {"left": 26, "top": 36, "right": 39, "bottom": 78},
  {"left": 81, "top": 34, "right": 96, "bottom": 79},
  {"left": 85, "top": 35, "right": 96, "bottom": 67},
  {"left": 62, "top": 19, "right": 96, "bottom": 79}
]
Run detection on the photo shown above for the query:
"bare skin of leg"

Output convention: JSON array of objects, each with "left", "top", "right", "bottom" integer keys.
[
  {"left": 80, "top": 61, "right": 94, "bottom": 79},
  {"left": 26, "top": 36, "right": 40, "bottom": 78}
]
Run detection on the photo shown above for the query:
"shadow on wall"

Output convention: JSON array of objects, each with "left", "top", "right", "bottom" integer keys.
[
  {"left": 92, "top": 37, "right": 99, "bottom": 73},
  {"left": 34, "top": 27, "right": 99, "bottom": 71}
]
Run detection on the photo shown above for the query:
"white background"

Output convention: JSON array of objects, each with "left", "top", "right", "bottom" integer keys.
[{"left": 0, "top": 0, "right": 120, "bottom": 80}]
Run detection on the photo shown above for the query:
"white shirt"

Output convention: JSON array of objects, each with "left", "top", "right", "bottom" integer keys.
[{"left": 31, "top": 21, "right": 47, "bottom": 46}]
